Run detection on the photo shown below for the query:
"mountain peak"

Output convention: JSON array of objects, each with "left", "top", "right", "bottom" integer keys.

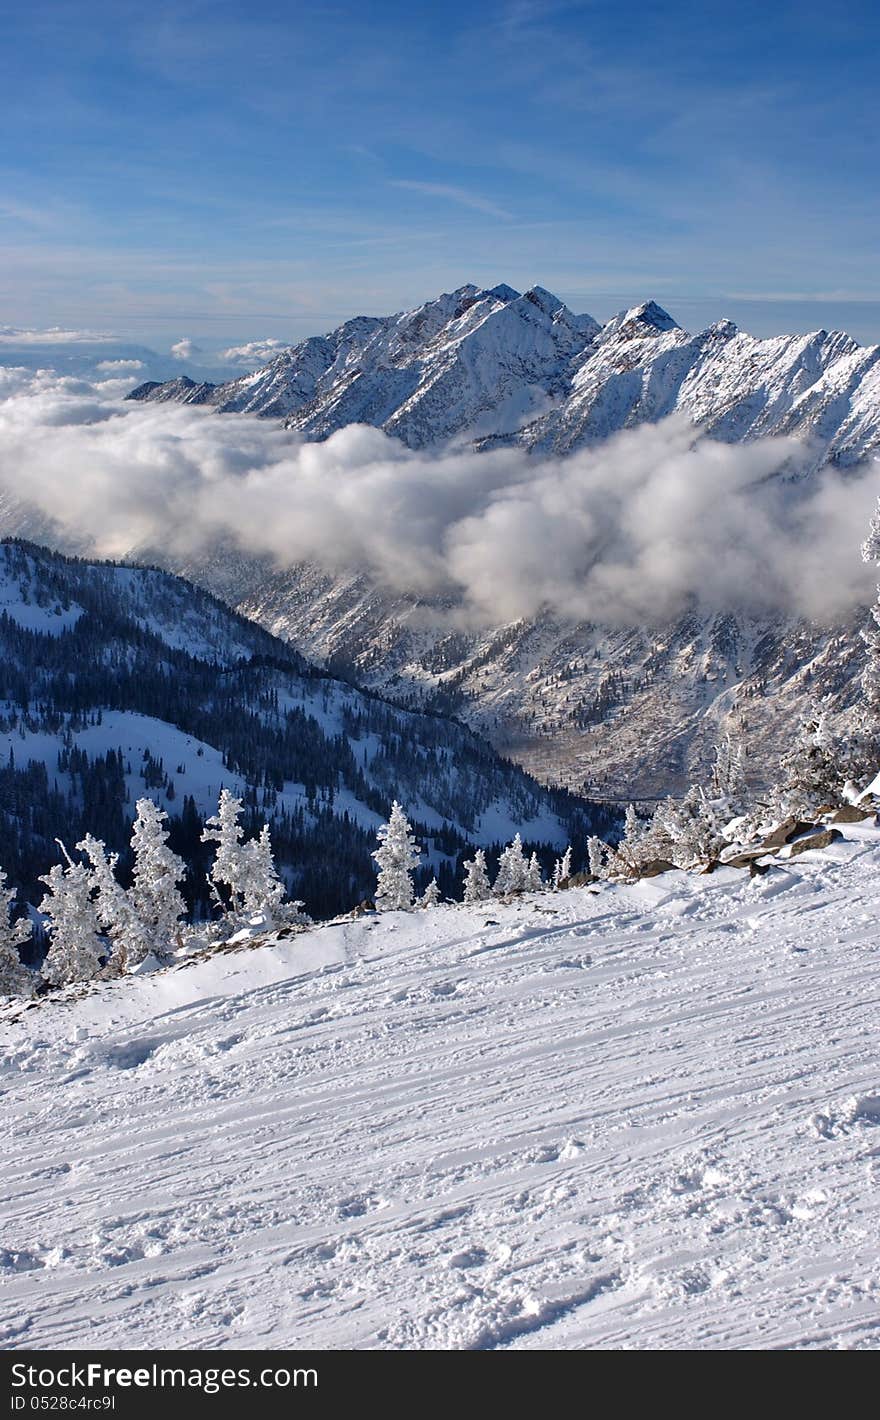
[
  {"left": 485, "top": 283, "right": 521, "bottom": 303},
  {"left": 625, "top": 300, "right": 678, "bottom": 331},
  {"left": 522, "top": 285, "right": 566, "bottom": 316}
]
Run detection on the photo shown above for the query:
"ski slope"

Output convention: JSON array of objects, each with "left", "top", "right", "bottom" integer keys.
[{"left": 2, "top": 826, "right": 879, "bottom": 1350}]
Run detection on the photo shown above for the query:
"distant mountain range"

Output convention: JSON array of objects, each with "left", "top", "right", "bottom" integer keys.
[
  {"left": 124, "top": 284, "right": 879, "bottom": 798},
  {"left": 129, "top": 283, "right": 880, "bottom": 465}
]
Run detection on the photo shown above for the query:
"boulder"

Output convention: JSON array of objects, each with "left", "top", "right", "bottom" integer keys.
[
  {"left": 758, "top": 818, "right": 816, "bottom": 852},
  {"left": 638, "top": 859, "right": 676, "bottom": 878},
  {"left": 787, "top": 828, "right": 843, "bottom": 857},
  {"left": 722, "top": 848, "right": 772, "bottom": 869},
  {"left": 829, "top": 805, "right": 877, "bottom": 824}
]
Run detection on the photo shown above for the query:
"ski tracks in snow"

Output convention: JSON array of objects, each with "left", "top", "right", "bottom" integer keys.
[{"left": 2, "top": 831, "right": 880, "bottom": 1349}]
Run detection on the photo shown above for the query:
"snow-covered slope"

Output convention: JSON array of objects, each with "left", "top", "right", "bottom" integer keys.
[
  {"left": 3, "top": 823, "right": 879, "bottom": 1349},
  {"left": 178, "top": 551, "right": 869, "bottom": 800},
  {"left": 129, "top": 284, "right": 880, "bottom": 465},
  {"left": 0, "top": 540, "right": 604, "bottom": 918},
  {"left": 130, "top": 284, "right": 601, "bottom": 448}
]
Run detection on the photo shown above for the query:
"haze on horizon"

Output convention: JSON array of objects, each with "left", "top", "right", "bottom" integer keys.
[{"left": 1, "top": 0, "right": 878, "bottom": 359}]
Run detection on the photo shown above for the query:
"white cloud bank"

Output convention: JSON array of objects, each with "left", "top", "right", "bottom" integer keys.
[{"left": 0, "top": 368, "right": 876, "bottom": 627}]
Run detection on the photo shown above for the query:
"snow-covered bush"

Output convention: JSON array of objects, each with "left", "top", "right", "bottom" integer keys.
[
  {"left": 462, "top": 850, "right": 492, "bottom": 904},
  {"left": 373, "top": 802, "right": 422, "bottom": 911},
  {"left": 418, "top": 879, "right": 440, "bottom": 909},
  {"left": 772, "top": 713, "right": 850, "bottom": 819},
  {"left": 0, "top": 868, "right": 34, "bottom": 998},
  {"left": 202, "top": 794, "right": 307, "bottom": 932},
  {"left": 40, "top": 855, "right": 104, "bottom": 987},
  {"left": 76, "top": 834, "right": 149, "bottom": 974},
  {"left": 861, "top": 497, "right": 880, "bottom": 724},
  {"left": 587, "top": 835, "right": 607, "bottom": 879},
  {"left": 650, "top": 786, "right": 728, "bottom": 868},
  {"left": 553, "top": 845, "right": 572, "bottom": 889},
  {"left": 525, "top": 852, "right": 543, "bottom": 892}
]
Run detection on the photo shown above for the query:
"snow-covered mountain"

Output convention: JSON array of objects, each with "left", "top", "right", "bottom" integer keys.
[
  {"left": 4, "top": 821, "right": 879, "bottom": 1349},
  {"left": 163, "top": 547, "right": 866, "bottom": 802},
  {"left": 129, "top": 283, "right": 880, "bottom": 465},
  {"left": 0, "top": 540, "right": 610, "bottom": 921}
]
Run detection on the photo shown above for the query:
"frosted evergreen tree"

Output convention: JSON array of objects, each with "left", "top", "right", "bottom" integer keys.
[
  {"left": 710, "top": 735, "right": 746, "bottom": 811},
  {"left": 0, "top": 868, "right": 34, "bottom": 998},
  {"left": 242, "top": 824, "right": 308, "bottom": 924},
  {"left": 373, "top": 801, "right": 422, "bottom": 911},
  {"left": 525, "top": 852, "right": 543, "bottom": 892},
  {"left": 650, "top": 785, "right": 726, "bottom": 869},
  {"left": 76, "top": 834, "right": 148, "bottom": 973},
  {"left": 242, "top": 823, "right": 286, "bottom": 916},
  {"left": 418, "top": 879, "right": 440, "bottom": 909},
  {"left": 862, "top": 498, "right": 880, "bottom": 721},
  {"left": 623, "top": 804, "right": 642, "bottom": 847},
  {"left": 462, "top": 850, "right": 492, "bottom": 904},
  {"left": 552, "top": 845, "right": 572, "bottom": 889},
  {"left": 129, "top": 799, "right": 186, "bottom": 965},
  {"left": 202, "top": 789, "right": 249, "bottom": 913},
  {"left": 613, "top": 804, "right": 646, "bottom": 875},
  {"left": 40, "top": 852, "right": 104, "bottom": 987},
  {"left": 587, "top": 836, "right": 606, "bottom": 879},
  {"left": 775, "top": 713, "right": 846, "bottom": 817},
  {"left": 494, "top": 834, "right": 528, "bottom": 895}
]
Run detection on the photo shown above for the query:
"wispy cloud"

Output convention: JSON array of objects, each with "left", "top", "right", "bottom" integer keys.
[
  {"left": 0, "top": 324, "right": 114, "bottom": 346},
  {"left": 221, "top": 338, "right": 289, "bottom": 365},
  {"left": 389, "top": 181, "right": 514, "bottom": 221},
  {"left": 0, "top": 198, "right": 59, "bottom": 230},
  {"left": 170, "top": 337, "right": 202, "bottom": 361}
]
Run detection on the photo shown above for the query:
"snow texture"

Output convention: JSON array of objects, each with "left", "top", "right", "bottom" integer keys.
[{"left": 2, "top": 823, "right": 879, "bottom": 1349}]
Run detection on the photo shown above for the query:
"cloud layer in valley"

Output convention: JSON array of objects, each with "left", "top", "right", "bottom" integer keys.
[{"left": 0, "top": 368, "right": 876, "bottom": 628}]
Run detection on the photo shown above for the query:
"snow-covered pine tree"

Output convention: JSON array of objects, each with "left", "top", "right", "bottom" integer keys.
[
  {"left": 775, "top": 713, "right": 846, "bottom": 818},
  {"left": 650, "top": 785, "right": 726, "bottom": 869},
  {"left": 242, "top": 823, "right": 286, "bottom": 917},
  {"left": 202, "top": 788, "right": 249, "bottom": 914},
  {"left": 553, "top": 845, "right": 572, "bottom": 889},
  {"left": 129, "top": 798, "right": 186, "bottom": 965},
  {"left": 525, "top": 852, "right": 543, "bottom": 892},
  {"left": 373, "top": 801, "right": 422, "bottom": 911},
  {"left": 242, "top": 824, "right": 308, "bottom": 925},
  {"left": 462, "top": 849, "right": 492, "bottom": 904},
  {"left": 710, "top": 734, "right": 746, "bottom": 811},
  {"left": 494, "top": 833, "right": 528, "bottom": 895},
  {"left": 861, "top": 497, "right": 880, "bottom": 722},
  {"left": 0, "top": 868, "right": 34, "bottom": 997},
  {"left": 587, "top": 835, "right": 607, "bottom": 879},
  {"left": 76, "top": 833, "right": 148, "bottom": 973},
  {"left": 418, "top": 879, "right": 440, "bottom": 909},
  {"left": 40, "top": 851, "right": 104, "bottom": 987},
  {"left": 612, "top": 804, "right": 646, "bottom": 874}
]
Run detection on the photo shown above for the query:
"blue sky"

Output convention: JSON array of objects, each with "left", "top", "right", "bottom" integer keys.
[{"left": 1, "top": 0, "right": 878, "bottom": 352}]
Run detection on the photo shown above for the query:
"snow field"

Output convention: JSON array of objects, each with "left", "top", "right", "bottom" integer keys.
[{"left": 1, "top": 825, "right": 879, "bottom": 1349}]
